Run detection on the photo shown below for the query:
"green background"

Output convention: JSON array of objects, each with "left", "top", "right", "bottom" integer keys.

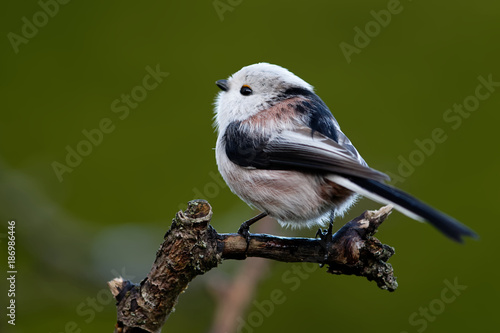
[{"left": 1, "top": 0, "right": 498, "bottom": 332}]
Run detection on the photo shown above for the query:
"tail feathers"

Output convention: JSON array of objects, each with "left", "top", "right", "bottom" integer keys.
[{"left": 329, "top": 175, "right": 478, "bottom": 243}]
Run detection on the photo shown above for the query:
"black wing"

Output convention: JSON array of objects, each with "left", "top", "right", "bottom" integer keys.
[{"left": 224, "top": 123, "right": 389, "bottom": 182}]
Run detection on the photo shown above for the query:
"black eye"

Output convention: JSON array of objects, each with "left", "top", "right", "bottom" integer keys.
[{"left": 240, "top": 85, "right": 253, "bottom": 96}]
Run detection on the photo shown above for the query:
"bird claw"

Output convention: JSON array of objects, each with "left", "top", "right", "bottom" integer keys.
[
  {"left": 236, "top": 212, "right": 268, "bottom": 249},
  {"left": 316, "top": 222, "right": 333, "bottom": 243},
  {"left": 316, "top": 221, "right": 334, "bottom": 264},
  {"left": 315, "top": 228, "right": 326, "bottom": 240},
  {"left": 237, "top": 222, "right": 251, "bottom": 243}
]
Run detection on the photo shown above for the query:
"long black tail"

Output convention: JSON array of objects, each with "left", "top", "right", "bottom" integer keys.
[{"left": 330, "top": 175, "right": 478, "bottom": 243}]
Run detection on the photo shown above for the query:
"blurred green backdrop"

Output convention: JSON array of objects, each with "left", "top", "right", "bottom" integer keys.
[{"left": 1, "top": 0, "right": 499, "bottom": 332}]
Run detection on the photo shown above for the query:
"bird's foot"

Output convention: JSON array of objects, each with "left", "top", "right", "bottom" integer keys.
[
  {"left": 237, "top": 221, "right": 251, "bottom": 244},
  {"left": 316, "top": 221, "right": 334, "bottom": 243},
  {"left": 315, "top": 222, "right": 334, "bottom": 265},
  {"left": 237, "top": 212, "right": 268, "bottom": 249}
]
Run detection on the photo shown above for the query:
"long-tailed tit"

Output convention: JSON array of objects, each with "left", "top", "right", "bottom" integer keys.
[{"left": 214, "top": 63, "right": 476, "bottom": 242}]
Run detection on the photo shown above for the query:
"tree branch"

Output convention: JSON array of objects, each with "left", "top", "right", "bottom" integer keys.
[
  {"left": 207, "top": 219, "right": 275, "bottom": 333},
  {"left": 108, "top": 200, "right": 397, "bottom": 332}
]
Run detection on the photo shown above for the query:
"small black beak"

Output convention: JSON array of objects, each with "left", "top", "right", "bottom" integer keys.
[{"left": 216, "top": 79, "right": 229, "bottom": 91}]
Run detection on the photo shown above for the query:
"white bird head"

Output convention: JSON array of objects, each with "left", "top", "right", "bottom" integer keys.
[{"left": 214, "top": 63, "right": 314, "bottom": 131}]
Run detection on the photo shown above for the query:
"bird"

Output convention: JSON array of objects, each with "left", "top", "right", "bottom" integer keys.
[{"left": 213, "top": 62, "right": 477, "bottom": 243}]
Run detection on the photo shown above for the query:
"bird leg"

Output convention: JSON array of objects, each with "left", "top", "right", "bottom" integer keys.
[
  {"left": 237, "top": 212, "right": 268, "bottom": 241},
  {"left": 316, "top": 221, "right": 334, "bottom": 265}
]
